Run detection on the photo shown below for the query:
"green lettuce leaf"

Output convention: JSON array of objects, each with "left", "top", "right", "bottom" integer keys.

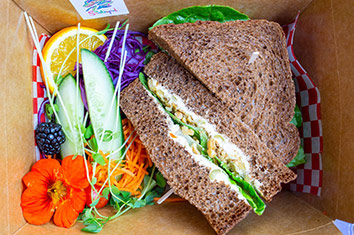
[
  {"left": 290, "top": 105, "right": 303, "bottom": 128},
  {"left": 214, "top": 157, "right": 265, "bottom": 215},
  {"left": 151, "top": 5, "right": 249, "bottom": 29},
  {"left": 288, "top": 104, "right": 306, "bottom": 167},
  {"left": 286, "top": 146, "right": 306, "bottom": 168}
]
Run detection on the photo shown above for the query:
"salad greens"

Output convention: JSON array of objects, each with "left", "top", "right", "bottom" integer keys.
[
  {"left": 287, "top": 146, "right": 306, "bottom": 168},
  {"left": 139, "top": 72, "right": 265, "bottom": 215},
  {"left": 151, "top": 5, "right": 249, "bottom": 29},
  {"left": 79, "top": 166, "right": 165, "bottom": 233},
  {"left": 290, "top": 105, "right": 303, "bottom": 128},
  {"left": 287, "top": 105, "right": 306, "bottom": 167}
]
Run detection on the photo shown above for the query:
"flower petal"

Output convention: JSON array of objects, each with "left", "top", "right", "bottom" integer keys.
[
  {"left": 31, "top": 158, "right": 63, "bottom": 182},
  {"left": 70, "top": 188, "right": 86, "bottom": 212},
  {"left": 23, "top": 171, "right": 49, "bottom": 189},
  {"left": 21, "top": 187, "right": 54, "bottom": 225},
  {"left": 62, "top": 155, "right": 92, "bottom": 189},
  {"left": 53, "top": 200, "right": 79, "bottom": 228}
]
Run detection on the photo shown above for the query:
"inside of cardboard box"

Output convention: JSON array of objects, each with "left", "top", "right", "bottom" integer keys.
[{"left": 2, "top": 0, "right": 353, "bottom": 233}]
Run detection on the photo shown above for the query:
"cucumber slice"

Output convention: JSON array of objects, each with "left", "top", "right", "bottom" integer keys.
[
  {"left": 81, "top": 49, "right": 124, "bottom": 160},
  {"left": 56, "top": 74, "right": 84, "bottom": 158}
]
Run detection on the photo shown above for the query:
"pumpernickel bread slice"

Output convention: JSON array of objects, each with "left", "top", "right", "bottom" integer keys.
[
  {"left": 149, "top": 20, "right": 300, "bottom": 164},
  {"left": 144, "top": 52, "right": 296, "bottom": 202},
  {"left": 121, "top": 79, "right": 252, "bottom": 235}
]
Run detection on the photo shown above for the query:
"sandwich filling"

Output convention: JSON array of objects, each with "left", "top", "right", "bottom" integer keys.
[{"left": 139, "top": 73, "right": 265, "bottom": 215}]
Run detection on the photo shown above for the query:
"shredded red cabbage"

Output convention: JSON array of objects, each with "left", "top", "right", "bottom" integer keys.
[
  {"left": 94, "top": 30, "right": 155, "bottom": 90},
  {"left": 38, "top": 99, "right": 49, "bottom": 125}
]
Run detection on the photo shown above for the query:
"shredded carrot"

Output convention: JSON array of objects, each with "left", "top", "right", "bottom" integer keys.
[
  {"left": 169, "top": 133, "right": 177, "bottom": 138},
  {"left": 90, "top": 118, "right": 153, "bottom": 196}
]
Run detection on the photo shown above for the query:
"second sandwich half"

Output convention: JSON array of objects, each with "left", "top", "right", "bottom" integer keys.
[{"left": 120, "top": 53, "right": 297, "bottom": 234}]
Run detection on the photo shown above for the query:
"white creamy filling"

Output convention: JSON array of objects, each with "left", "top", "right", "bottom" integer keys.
[
  {"left": 169, "top": 124, "right": 247, "bottom": 202},
  {"left": 148, "top": 78, "right": 263, "bottom": 189},
  {"left": 144, "top": 86, "right": 247, "bottom": 202}
]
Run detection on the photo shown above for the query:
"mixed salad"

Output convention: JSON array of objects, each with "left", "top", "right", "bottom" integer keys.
[{"left": 22, "top": 18, "right": 169, "bottom": 232}]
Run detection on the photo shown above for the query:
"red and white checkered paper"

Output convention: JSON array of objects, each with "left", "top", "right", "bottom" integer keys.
[
  {"left": 283, "top": 15, "right": 323, "bottom": 196},
  {"left": 32, "top": 35, "right": 50, "bottom": 161},
  {"left": 32, "top": 19, "right": 322, "bottom": 195}
]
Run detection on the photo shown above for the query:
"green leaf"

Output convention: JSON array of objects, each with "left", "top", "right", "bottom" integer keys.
[
  {"left": 91, "top": 177, "right": 97, "bottom": 185},
  {"left": 144, "top": 191, "right": 156, "bottom": 205},
  {"left": 92, "top": 153, "right": 106, "bottom": 166},
  {"left": 45, "top": 103, "right": 59, "bottom": 121},
  {"left": 290, "top": 105, "right": 303, "bottom": 128},
  {"left": 109, "top": 196, "right": 120, "bottom": 210},
  {"left": 213, "top": 157, "right": 265, "bottom": 215},
  {"left": 111, "top": 185, "right": 120, "bottom": 196},
  {"left": 151, "top": 5, "right": 249, "bottom": 29},
  {"left": 288, "top": 104, "right": 306, "bottom": 168},
  {"left": 85, "top": 124, "right": 94, "bottom": 139},
  {"left": 142, "top": 175, "right": 157, "bottom": 193},
  {"left": 155, "top": 171, "right": 166, "bottom": 188},
  {"left": 120, "top": 191, "right": 131, "bottom": 199},
  {"left": 81, "top": 218, "right": 103, "bottom": 233},
  {"left": 81, "top": 224, "right": 102, "bottom": 233},
  {"left": 88, "top": 137, "right": 98, "bottom": 152},
  {"left": 102, "top": 187, "right": 110, "bottom": 200},
  {"left": 139, "top": 72, "right": 148, "bottom": 89},
  {"left": 287, "top": 146, "right": 306, "bottom": 168},
  {"left": 143, "top": 51, "right": 155, "bottom": 65},
  {"left": 90, "top": 198, "right": 100, "bottom": 207},
  {"left": 131, "top": 200, "right": 146, "bottom": 208}
]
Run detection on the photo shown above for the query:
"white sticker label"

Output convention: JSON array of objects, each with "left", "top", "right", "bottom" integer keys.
[{"left": 70, "top": 0, "right": 129, "bottom": 20}]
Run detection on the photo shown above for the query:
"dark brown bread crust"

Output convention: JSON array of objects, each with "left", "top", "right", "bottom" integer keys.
[
  {"left": 149, "top": 20, "right": 300, "bottom": 164},
  {"left": 121, "top": 79, "right": 252, "bottom": 235},
  {"left": 144, "top": 52, "right": 296, "bottom": 201}
]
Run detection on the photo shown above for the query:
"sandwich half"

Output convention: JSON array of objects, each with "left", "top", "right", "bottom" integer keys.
[
  {"left": 148, "top": 20, "right": 300, "bottom": 164},
  {"left": 120, "top": 52, "right": 296, "bottom": 234}
]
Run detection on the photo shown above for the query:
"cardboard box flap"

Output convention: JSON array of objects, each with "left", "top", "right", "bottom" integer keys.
[
  {"left": 1, "top": 0, "right": 352, "bottom": 233},
  {"left": 17, "top": 192, "right": 340, "bottom": 234},
  {"left": 0, "top": 0, "right": 49, "bottom": 233},
  {"left": 13, "top": 0, "right": 313, "bottom": 34},
  {"left": 294, "top": 0, "right": 354, "bottom": 221}
]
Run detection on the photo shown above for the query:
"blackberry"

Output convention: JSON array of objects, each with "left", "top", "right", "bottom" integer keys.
[{"left": 35, "top": 122, "right": 66, "bottom": 155}]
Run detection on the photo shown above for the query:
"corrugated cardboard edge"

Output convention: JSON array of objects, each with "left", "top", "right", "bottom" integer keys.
[
  {"left": 15, "top": 192, "right": 340, "bottom": 234},
  {"left": 1, "top": 0, "right": 50, "bottom": 233},
  {"left": 12, "top": 0, "right": 313, "bottom": 34},
  {"left": 294, "top": 0, "right": 354, "bottom": 222},
  {"left": 0, "top": 1, "right": 10, "bottom": 233}
]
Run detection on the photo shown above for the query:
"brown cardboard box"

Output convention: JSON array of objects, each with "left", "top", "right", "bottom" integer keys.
[{"left": 1, "top": 0, "right": 352, "bottom": 234}]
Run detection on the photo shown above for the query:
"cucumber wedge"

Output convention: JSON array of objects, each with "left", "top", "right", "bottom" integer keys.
[
  {"left": 56, "top": 74, "right": 84, "bottom": 158},
  {"left": 81, "top": 49, "right": 124, "bottom": 160}
]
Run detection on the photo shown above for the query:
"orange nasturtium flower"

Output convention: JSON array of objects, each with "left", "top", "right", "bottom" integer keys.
[{"left": 21, "top": 155, "right": 92, "bottom": 228}]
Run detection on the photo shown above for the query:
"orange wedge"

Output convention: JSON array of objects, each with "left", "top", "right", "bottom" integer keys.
[{"left": 41, "top": 26, "right": 106, "bottom": 93}]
